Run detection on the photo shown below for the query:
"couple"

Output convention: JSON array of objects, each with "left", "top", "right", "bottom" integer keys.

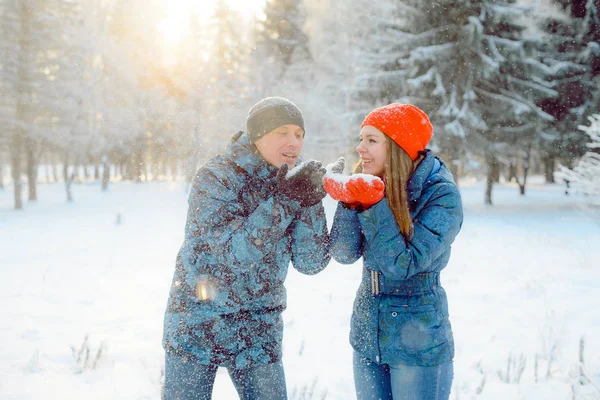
[{"left": 162, "top": 97, "right": 463, "bottom": 400}]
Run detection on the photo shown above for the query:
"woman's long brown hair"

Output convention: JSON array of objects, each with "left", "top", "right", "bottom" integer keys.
[
  {"left": 354, "top": 136, "right": 417, "bottom": 239},
  {"left": 384, "top": 136, "right": 417, "bottom": 239}
]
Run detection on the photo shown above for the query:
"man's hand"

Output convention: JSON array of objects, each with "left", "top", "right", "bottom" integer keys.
[{"left": 276, "top": 160, "right": 327, "bottom": 208}]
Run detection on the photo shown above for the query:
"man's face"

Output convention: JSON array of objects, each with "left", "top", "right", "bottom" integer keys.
[{"left": 254, "top": 124, "right": 304, "bottom": 168}]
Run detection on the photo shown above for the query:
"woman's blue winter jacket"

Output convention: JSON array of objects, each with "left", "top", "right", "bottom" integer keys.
[{"left": 331, "top": 151, "right": 463, "bottom": 367}]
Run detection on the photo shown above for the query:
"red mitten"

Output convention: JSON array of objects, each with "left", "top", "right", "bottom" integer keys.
[
  {"left": 323, "top": 176, "right": 354, "bottom": 203},
  {"left": 324, "top": 173, "right": 385, "bottom": 208},
  {"left": 345, "top": 176, "right": 385, "bottom": 207}
]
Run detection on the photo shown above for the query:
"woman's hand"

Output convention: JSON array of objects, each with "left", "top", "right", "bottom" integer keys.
[
  {"left": 323, "top": 157, "right": 385, "bottom": 208},
  {"left": 345, "top": 176, "right": 385, "bottom": 207}
]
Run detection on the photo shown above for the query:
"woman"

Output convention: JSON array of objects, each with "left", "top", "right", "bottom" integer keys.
[
  {"left": 163, "top": 97, "right": 330, "bottom": 399},
  {"left": 323, "top": 103, "right": 463, "bottom": 400}
]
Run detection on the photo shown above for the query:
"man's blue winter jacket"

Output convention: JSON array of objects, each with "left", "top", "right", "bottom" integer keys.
[{"left": 163, "top": 131, "right": 330, "bottom": 369}]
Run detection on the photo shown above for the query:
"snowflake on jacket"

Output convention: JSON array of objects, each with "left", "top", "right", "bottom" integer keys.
[
  {"left": 331, "top": 150, "right": 463, "bottom": 367},
  {"left": 163, "top": 131, "right": 330, "bottom": 369}
]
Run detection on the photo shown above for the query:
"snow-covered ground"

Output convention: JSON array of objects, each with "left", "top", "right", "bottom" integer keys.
[{"left": 1, "top": 178, "right": 599, "bottom": 399}]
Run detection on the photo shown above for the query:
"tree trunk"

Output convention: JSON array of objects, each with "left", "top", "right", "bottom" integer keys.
[
  {"left": 124, "top": 153, "right": 134, "bottom": 181},
  {"left": 13, "top": 0, "right": 32, "bottom": 210},
  {"left": 162, "top": 156, "right": 168, "bottom": 178},
  {"left": 151, "top": 146, "right": 164, "bottom": 181},
  {"left": 544, "top": 155, "right": 555, "bottom": 183},
  {"left": 0, "top": 147, "right": 4, "bottom": 190},
  {"left": 485, "top": 174, "right": 494, "bottom": 205},
  {"left": 151, "top": 156, "right": 160, "bottom": 181},
  {"left": 449, "top": 160, "right": 460, "bottom": 187},
  {"left": 101, "top": 156, "right": 110, "bottom": 191},
  {"left": 485, "top": 151, "right": 499, "bottom": 205},
  {"left": 94, "top": 164, "right": 100, "bottom": 180},
  {"left": 508, "top": 162, "right": 516, "bottom": 182},
  {"left": 518, "top": 145, "right": 532, "bottom": 196},
  {"left": 133, "top": 136, "right": 145, "bottom": 182},
  {"left": 519, "top": 165, "right": 529, "bottom": 196},
  {"left": 438, "top": 134, "right": 462, "bottom": 187},
  {"left": 52, "top": 155, "right": 58, "bottom": 182},
  {"left": 170, "top": 158, "right": 178, "bottom": 181},
  {"left": 121, "top": 160, "right": 128, "bottom": 180},
  {"left": 26, "top": 139, "right": 38, "bottom": 201},
  {"left": 11, "top": 134, "right": 24, "bottom": 210},
  {"left": 81, "top": 163, "right": 89, "bottom": 180},
  {"left": 45, "top": 161, "right": 51, "bottom": 183},
  {"left": 63, "top": 152, "right": 73, "bottom": 202}
]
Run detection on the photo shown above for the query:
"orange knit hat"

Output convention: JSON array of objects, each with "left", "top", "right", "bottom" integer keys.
[{"left": 361, "top": 103, "right": 433, "bottom": 161}]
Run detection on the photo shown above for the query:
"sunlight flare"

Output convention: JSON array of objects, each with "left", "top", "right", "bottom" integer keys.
[{"left": 155, "top": 0, "right": 265, "bottom": 45}]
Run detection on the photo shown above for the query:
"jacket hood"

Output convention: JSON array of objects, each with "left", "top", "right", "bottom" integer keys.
[
  {"left": 407, "top": 150, "right": 451, "bottom": 201},
  {"left": 225, "top": 131, "right": 278, "bottom": 181}
]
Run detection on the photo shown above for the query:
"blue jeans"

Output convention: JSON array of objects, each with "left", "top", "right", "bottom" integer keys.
[
  {"left": 164, "top": 351, "right": 287, "bottom": 400},
  {"left": 353, "top": 352, "right": 453, "bottom": 400}
]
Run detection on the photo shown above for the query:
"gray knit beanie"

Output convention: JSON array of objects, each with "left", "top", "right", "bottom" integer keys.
[{"left": 246, "top": 97, "right": 305, "bottom": 142}]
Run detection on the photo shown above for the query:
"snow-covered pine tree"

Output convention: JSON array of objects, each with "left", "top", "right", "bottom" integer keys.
[
  {"left": 46, "top": 0, "right": 136, "bottom": 198},
  {"left": 1, "top": 0, "right": 27, "bottom": 208},
  {"left": 50, "top": 0, "right": 94, "bottom": 201},
  {"left": 0, "top": 0, "right": 64, "bottom": 207},
  {"left": 479, "top": 3, "right": 558, "bottom": 197},
  {"left": 83, "top": 3, "right": 129, "bottom": 190},
  {"left": 299, "top": 0, "right": 379, "bottom": 163},
  {"left": 255, "top": 0, "right": 311, "bottom": 80},
  {"left": 23, "top": 0, "right": 76, "bottom": 202},
  {"left": 100, "top": 0, "right": 145, "bottom": 183},
  {"left": 0, "top": 0, "right": 18, "bottom": 194},
  {"left": 0, "top": 142, "right": 4, "bottom": 189},
  {"left": 166, "top": 11, "right": 208, "bottom": 182},
  {"left": 351, "top": 0, "right": 555, "bottom": 204},
  {"left": 252, "top": 0, "right": 351, "bottom": 160},
  {"left": 557, "top": 114, "right": 600, "bottom": 216},
  {"left": 201, "top": 0, "right": 251, "bottom": 149},
  {"left": 251, "top": 0, "right": 315, "bottom": 101},
  {"left": 537, "top": 0, "right": 600, "bottom": 183},
  {"left": 107, "top": 0, "right": 178, "bottom": 184},
  {"left": 0, "top": 0, "right": 103, "bottom": 205}
]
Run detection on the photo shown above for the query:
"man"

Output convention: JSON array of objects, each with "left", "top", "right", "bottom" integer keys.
[{"left": 163, "top": 97, "right": 331, "bottom": 399}]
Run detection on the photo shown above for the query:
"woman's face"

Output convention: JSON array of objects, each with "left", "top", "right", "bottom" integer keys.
[
  {"left": 357, "top": 125, "right": 387, "bottom": 177},
  {"left": 254, "top": 124, "right": 305, "bottom": 168}
]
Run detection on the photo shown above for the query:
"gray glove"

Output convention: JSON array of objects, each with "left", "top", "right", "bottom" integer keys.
[
  {"left": 326, "top": 157, "right": 345, "bottom": 174},
  {"left": 276, "top": 160, "right": 327, "bottom": 207}
]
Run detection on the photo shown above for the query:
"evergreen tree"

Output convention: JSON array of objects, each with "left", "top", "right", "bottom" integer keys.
[
  {"left": 297, "top": 0, "right": 379, "bottom": 162},
  {"left": 256, "top": 0, "right": 311, "bottom": 79},
  {"left": 537, "top": 0, "right": 600, "bottom": 182},
  {"left": 0, "top": 0, "right": 19, "bottom": 199},
  {"left": 0, "top": 0, "right": 64, "bottom": 207},
  {"left": 352, "top": 0, "right": 555, "bottom": 204},
  {"left": 168, "top": 11, "right": 207, "bottom": 181},
  {"left": 557, "top": 113, "right": 600, "bottom": 216},
  {"left": 201, "top": 0, "right": 251, "bottom": 147}
]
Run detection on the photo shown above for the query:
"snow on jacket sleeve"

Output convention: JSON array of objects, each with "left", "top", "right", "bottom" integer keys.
[
  {"left": 358, "top": 183, "right": 463, "bottom": 280},
  {"left": 181, "top": 168, "right": 302, "bottom": 269},
  {"left": 330, "top": 202, "right": 364, "bottom": 264},
  {"left": 289, "top": 202, "right": 331, "bottom": 275}
]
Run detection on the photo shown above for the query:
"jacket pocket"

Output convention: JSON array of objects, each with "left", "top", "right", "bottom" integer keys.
[{"left": 379, "top": 301, "right": 444, "bottom": 355}]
